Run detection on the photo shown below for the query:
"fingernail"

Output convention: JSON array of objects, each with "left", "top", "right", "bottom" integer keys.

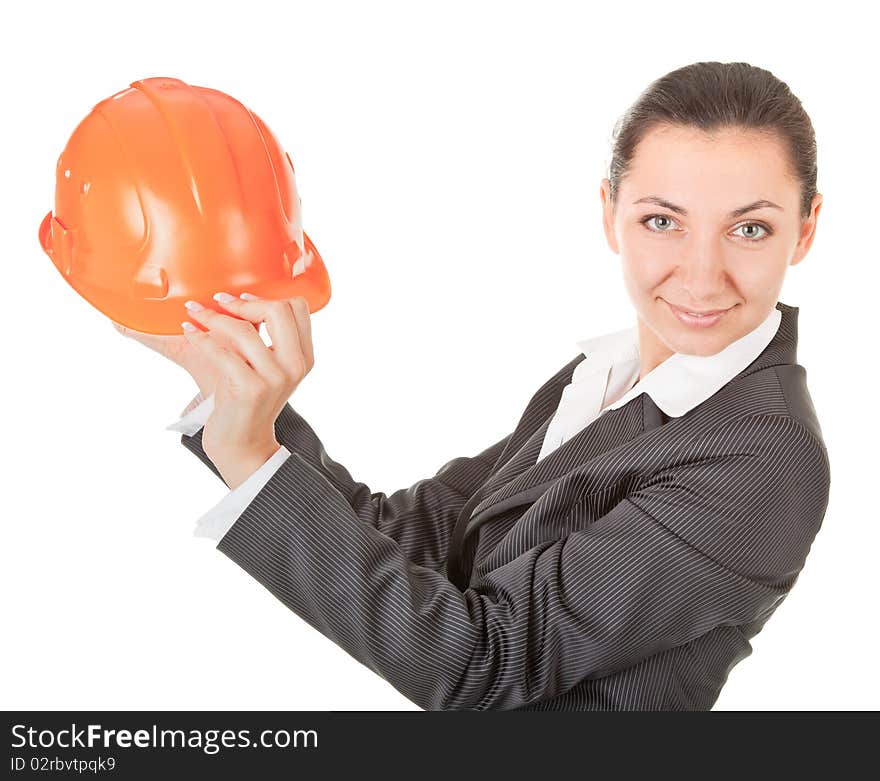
[
  {"left": 181, "top": 321, "right": 197, "bottom": 332},
  {"left": 239, "top": 292, "right": 258, "bottom": 300},
  {"left": 184, "top": 300, "right": 204, "bottom": 312},
  {"left": 213, "top": 292, "right": 236, "bottom": 303}
]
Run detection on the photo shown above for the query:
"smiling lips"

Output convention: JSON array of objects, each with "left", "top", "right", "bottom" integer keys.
[
  {"left": 672, "top": 304, "right": 731, "bottom": 316},
  {"left": 664, "top": 299, "right": 734, "bottom": 327}
]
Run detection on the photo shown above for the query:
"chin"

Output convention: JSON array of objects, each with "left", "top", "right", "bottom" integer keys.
[{"left": 675, "top": 338, "right": 729, "bottom": 357}]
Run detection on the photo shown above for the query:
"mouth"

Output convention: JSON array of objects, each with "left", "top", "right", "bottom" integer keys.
[{"left": 663, "top": 299, "right": 736, "bottom": 328}]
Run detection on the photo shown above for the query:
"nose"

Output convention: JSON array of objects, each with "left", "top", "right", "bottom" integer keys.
[{"left": 676, "top": 241, "right": 729, "bottom": 301}]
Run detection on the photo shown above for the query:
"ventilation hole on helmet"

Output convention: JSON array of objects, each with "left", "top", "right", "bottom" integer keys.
[{"left": 132, "top": 265, "right": 169, "bottom": 299}]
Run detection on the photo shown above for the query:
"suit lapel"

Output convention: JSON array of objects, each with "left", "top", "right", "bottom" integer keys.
[
  {"left": 463, "top": 393, "right": 659, "bottom": 540},
  {"left": 491, "top": 354, "right": 587, "bottom": 468},
  {"left": 475, "top": 414, "right": 554, "bottom": 497},
  {"left": 445, "top": 391, "right": 655, "bottom": 589},
  {"left": 444, "top": 354, "right": 585, "bottom": 587}
]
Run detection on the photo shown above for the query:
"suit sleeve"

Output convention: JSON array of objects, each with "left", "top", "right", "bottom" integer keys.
[
  {"left": 180, "top": 402, "right": 512, "bottom": 572},
  {"left": 193, "top": 445, "right": 292, "bottom": 541},
  {"left": 207, "top": 412, "right": 831, "bottom": 710}
]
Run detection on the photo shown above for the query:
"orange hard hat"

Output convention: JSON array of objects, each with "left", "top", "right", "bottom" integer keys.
[{"left": 38, "top": 76, "right": 331, "bottom": 335}]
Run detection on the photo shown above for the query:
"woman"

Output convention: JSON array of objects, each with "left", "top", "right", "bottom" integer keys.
[{"left": 116, "top": 61, "right": 830, "bottom": 710}]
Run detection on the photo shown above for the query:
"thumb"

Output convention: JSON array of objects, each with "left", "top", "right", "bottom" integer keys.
[{"left": 111, "top": 320, "right": 172, "bottom": 353}]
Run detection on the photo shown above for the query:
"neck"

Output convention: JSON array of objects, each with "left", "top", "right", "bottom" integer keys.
[{"left": 637, "top": 317, "right": 674, "bottom": 382}]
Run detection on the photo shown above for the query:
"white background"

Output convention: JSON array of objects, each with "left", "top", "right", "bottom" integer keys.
[{"left": 2, "top": 0, "right": 876, "bottom": 710}]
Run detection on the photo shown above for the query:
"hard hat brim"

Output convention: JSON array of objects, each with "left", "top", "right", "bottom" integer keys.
[{"left": 39, "top": 211, "right": 332, "bottom": 335}]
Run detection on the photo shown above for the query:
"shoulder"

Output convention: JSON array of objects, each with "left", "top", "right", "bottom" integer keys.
[
  {"left": 681, "top": 411, "right": 830, "bottom": 501},
  {"left": 771, "top": 363, "right": 826, "bottom": 446},
  {"left": 641, "top": 412, "right": 831, "bottom": 584},
  {"left": 685, "top": 359, "right": 829, "bottom": 473}
]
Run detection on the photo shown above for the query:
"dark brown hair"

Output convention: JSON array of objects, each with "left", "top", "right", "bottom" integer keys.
[{"left": 607, "top": 61, "right": 818, "bottom": 220}]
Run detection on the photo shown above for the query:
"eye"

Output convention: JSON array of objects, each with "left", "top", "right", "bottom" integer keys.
[
  {"left": 732, "top": 222, "right": 772, "bottom": 241},
  {"left": 640, "top": 214, "right": 679, "bottom": 234}
]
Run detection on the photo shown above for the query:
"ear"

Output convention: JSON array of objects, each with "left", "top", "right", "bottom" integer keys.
[
  {"left": 600, "top": 178, "right": 619, "bottom": 254},
  {"left": 790, "top": 192, "right": 823, "bottom": 267}
]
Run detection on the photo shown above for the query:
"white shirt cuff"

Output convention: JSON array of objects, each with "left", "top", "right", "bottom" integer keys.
[
  {"left": 193, "top": 444, "right": 292, "bottom": 542},
  {"left": 166, "top": 391, "right": 215, "bottom": 435}
]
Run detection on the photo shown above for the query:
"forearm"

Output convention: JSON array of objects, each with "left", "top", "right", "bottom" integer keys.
[{"left": 180, "top": 401, "right": 511, "bottom": 571}]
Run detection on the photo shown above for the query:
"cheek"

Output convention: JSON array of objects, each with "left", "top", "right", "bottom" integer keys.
[
  {"left": 618, "top": 225, "right": 676, "bottom": 276},
  {"left": 620, "top": 250, "right": 671, "bottom": 292},
  {"left": 728, "top": 255, "right": 786, "bottom": 297}
]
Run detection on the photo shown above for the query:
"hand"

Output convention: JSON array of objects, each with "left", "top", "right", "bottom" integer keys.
[
  {"left": 111, "top": 317, "right": 251, "bottom": 400},
  {"left": 180, "top": 291, "right": 315, "bottom": 489}
]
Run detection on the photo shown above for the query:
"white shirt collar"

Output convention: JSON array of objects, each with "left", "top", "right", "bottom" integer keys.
[{"left": 574, "top": 305, "right": 783, "bottom": 419}]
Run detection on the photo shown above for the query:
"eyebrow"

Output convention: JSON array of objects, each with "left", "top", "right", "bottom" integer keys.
[{"left": 632, "top": 196, "right": 783, "bottom": 219}]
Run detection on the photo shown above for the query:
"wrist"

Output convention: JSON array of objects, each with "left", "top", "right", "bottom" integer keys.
[{"left": 208, "top": 440, "right": 282, "bottom": 491}]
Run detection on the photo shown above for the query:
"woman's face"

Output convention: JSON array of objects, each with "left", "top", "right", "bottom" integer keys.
[{"left": 600, "top": 123, "right": 822, "bottom": 365}]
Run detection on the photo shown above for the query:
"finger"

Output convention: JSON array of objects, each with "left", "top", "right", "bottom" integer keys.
[
  {"left": 287, "top": 296, "right": 314, "bottom": 368},
  {"left": 183, "top": 300, "right": 280, "bottom": 381},
  {"left": 210, "top": 292, "right": 304, "bottom": 376},
  {"left": 112, "top": 320, "right": 176, "bottom": 350},
  {"left": 181, "top": 320, "right": 256, "bottom": 388}
]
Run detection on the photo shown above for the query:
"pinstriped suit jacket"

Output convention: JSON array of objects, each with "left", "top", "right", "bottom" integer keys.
[{"left": 180, "top": 300, "right": 831, "bottom": 710}]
